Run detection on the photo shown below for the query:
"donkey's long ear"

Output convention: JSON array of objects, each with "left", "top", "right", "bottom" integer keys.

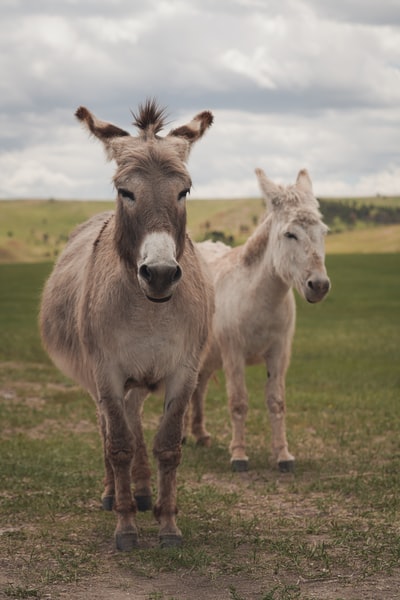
[
  {"left": 255, "top": 168, "right": 281, "bottom": 211},
  {"left": 167, "top": 110, "right": 214, "bottom": 160},
  {"left": 296, "top": 169, "right": 313, "bottom": 193},
  {"left": 75, "top": 106, "right": 130, "bottom": 161}
]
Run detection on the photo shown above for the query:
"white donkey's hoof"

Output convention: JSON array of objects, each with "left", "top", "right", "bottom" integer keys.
[
  {"left": 278, "top": 459, "right": 295, "bottom": 473},
  {"left": 231, "top": 459, "right": 249, "bottom": 472}
]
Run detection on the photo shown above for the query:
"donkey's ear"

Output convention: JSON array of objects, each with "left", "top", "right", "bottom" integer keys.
[
  {"left": 296, "top": 169, "right": 313, "bottom": 193},
  {"left": 167, "top": 110, "right": 213, "bottom": 160},
  {"left": 75, "top": 106, "right": 130, "bottom": 160},
  {"left": 255, "top": 168, "right": 281, "bottom": 210}
]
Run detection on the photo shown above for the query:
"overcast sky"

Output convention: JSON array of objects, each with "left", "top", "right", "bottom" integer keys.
[{"left": 1, "top": 0, "right": 399, "bottom": 200}]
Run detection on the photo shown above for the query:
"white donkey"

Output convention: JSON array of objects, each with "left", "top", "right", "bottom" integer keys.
[{"left": 189, "top": 168, "right": 330, "bottom": 472}]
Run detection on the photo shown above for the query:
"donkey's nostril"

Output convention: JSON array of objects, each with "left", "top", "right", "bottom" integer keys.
[
  {"left": 139, "top": 264, "right": 152, "bottom": 283},
  {"left": 307, "top": 279, "right": 314, "bottom": 290},
  {"left": 173, "top": 265, "right": 182, "bottom": 283},
  {"left": 139, "top": 263, "right": 182, "bottom": 290}
]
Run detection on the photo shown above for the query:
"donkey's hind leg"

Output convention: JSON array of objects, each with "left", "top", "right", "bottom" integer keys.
[
  {"left": 189, "top": 367, "right": 213, "bottom": 447},
  {"left": 97, "top": 409, "right": 115, "bottom": 511},
  {"left": 125, "top": 389, "right": 152, "bottom": 512},
  {"left": 224, "top": 355, "right": 249, "bottom": 472},
  {"left": 264, "top": 343, "right": 295, "bottom": 472}
]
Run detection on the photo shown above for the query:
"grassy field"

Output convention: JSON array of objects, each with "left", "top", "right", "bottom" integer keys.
[
  {"left": 0, "top": 252, "right": 399, "bottom": 599},
  {"left": 0, "top": 198, "right": 262, "bottom": 262},
  {"left": 1, "top": 197, "right": 400, "bottom": 262}
]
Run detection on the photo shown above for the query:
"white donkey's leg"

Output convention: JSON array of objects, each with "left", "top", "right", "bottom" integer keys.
[
  {"left": 224, "top": 354, "right": 249, "bottom": 472},
  {"left": 264, "top": 343, "right": 295, "bottom": 472},
  {"left": 153, "top": 365, "right": 198, "bottom": 548},
  {"left": 189, "top": 367, "right": 213, "bottom": 447}
]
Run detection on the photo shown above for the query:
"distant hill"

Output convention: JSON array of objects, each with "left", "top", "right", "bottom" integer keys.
[{"left": 1, "top": 196, "right": 399, "bottom": 263}]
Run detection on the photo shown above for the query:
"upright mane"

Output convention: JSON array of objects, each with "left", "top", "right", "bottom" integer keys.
[{"left": 131, "top": 99, "right": 168, "bottom": 138}]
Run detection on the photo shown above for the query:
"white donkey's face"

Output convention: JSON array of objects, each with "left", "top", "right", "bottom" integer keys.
[
  {"left": 256, "top": 167, "right": 331, "bottom": 304},
  {"left": 271, "top": 217, "right": 330, "bottom": 303}
]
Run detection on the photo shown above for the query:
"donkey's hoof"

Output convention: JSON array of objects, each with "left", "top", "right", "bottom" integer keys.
[
  {"left": 231, "top": 459, "right": 248, "bottom": 472},
  {"left": 159, "top": 533, "right": 183, "bottom": 549},
  {"left": 102, "top": 495, "right": 115, "bottom": 511},
  {"left": 115, "top": 530, "right": 139, "bottom": 552},
  {"left": 278, "top": 459, "right": 295, "bottom": 473},
  {"left": 196, "top": 435, "right": 211, "bottom": 448},
  {"left": 134, "top": 494, "right": 152, "bottom": 512}
]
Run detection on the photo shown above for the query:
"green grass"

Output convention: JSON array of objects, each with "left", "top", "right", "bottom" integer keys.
[
  {"left": 0, "top": 254, "right": 399, "bottom": 599},
  {"left": 0, "top": 198, "right": 263, "bottom": 262},
  {"left": 2, "top": 197, "right": 400, "bottom": 263}
]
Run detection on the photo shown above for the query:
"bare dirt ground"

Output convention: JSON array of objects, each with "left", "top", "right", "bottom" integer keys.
[
  {"left": 2, "top": 562, "right": 400, "bottom": 600},
  {"left": 52, "top": 572, "right": 400, "bottom": 600}
]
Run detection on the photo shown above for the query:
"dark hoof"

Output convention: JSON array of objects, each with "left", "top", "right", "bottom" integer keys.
[
  {"left": 134, "top": 494, "right": 152, "bottom": 512},
  {"left": 196, "top": 435, "right": 211, "bottom": 448},
  {"left": 102, "top": 495, "right": 115, "bottom": 511},
  {"left": 231, "top": 459, "right": 248, "bottom": 472},
  {"left": 115, "top": 530, "right": 139, "bottom": 552},
  {"left": 278, "top": 460, "right": 295, "bottom": 473},
  {"left": 159, "top": 533, "right": 183, "bottom": 548}
]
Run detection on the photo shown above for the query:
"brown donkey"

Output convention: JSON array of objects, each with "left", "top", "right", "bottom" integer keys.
[{"left": 40, "top": 100, "right": 214, "bottom": 550}]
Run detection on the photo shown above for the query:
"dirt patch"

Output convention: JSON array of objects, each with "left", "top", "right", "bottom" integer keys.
[{"left": 2, "top": 566, "right": 400, "bottom": 600}]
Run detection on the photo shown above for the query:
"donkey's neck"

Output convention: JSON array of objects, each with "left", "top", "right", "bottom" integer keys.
[{"left": 241, "top": 215, "right": 290, "bottom": 302}]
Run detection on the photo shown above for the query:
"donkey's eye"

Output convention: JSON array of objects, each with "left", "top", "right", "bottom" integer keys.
[
  {"left": 285, "top": 232, "right": 298, "bottom": 240},
  {"left": 178, "top": 189, "right": 190, "bottom": 201},
  {"left": 118, "top": 188, "right": 135, "bottom": 202}
]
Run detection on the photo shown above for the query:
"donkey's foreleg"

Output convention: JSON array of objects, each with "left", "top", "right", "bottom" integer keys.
[
  {"left": 153, "top": 368, "right": 197, "bottom": 547},
  {"left": 99, "top": 395, "right": 138, "bottom": 551},
  {"left": 224, "top": 356, "right": 249, "bottom": 472},
  {"left": 264, "top": 350, "right": 295, "bottom": 472}
]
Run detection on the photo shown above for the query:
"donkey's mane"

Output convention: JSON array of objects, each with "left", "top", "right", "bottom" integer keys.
[
  {"left": 242, "top": 215, "right": 271, "bottom": 267},
  {"left": 131, "top": 99, "right": 168, "bottom": 135}
]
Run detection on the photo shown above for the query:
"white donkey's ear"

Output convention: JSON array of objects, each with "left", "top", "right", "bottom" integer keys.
[
  {"left": 167, "top": 110, "right": 214, "bottom": 161},
  {"left": 255, "top": 168, "right": 281, "bottom": 210},
  {"left": 296, "top": 169, "right": 313, "bottom": 193}
]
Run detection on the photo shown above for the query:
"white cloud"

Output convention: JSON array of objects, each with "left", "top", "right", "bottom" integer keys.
[{"left": 0, "top": 0, "right": 399, "bottom": 199}]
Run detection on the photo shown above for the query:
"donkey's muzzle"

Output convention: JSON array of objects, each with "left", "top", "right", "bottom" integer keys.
[
  {"left": 306, "top": 276, "right": 331, "bottom": 303},
  {"left": 138, "top": 262, "right": 182, "bottom": 302}
]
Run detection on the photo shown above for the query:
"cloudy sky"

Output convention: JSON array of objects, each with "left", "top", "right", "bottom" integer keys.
[{"left": 1, "top": 0, "right": 399, "bottom": 201}]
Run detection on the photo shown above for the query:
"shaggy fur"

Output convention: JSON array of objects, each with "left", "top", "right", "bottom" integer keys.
[
  {"left": 40, "top": 101, "right": 214, "bottom": 550},
  {"left": 188, "top": 168, "right": 330, "bottom": 472}
]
